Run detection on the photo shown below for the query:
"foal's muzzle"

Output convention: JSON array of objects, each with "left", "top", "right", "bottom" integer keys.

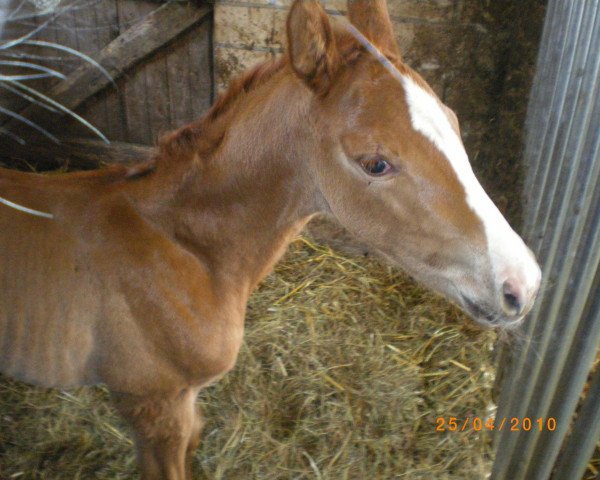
[
  {"left": 460, "top": 279, "right": 540, "bottom": 328},
  {"left": 460, "top": 295, "right": 522, "bottom": 328},
  {"left": 458, "top": 252, "right": 542, "bottom": 328}
]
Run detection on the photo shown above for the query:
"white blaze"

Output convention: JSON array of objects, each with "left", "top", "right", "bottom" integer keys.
[{"left": 400, "top": 75, "right": 540, "bottom": 293}]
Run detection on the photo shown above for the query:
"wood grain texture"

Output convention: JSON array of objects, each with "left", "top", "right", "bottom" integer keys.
[
  {"left": 186, "top": 17, "right": 213, "bottom": 121},
  {"left": 117, "top": 0, "right": 152, "bottom": 144},
  {"left": 57, "top": 1, "right": 211, "bottom": 111},
  {"left": 81, "top": 0, "right": 123, "bottom": 141},
  {"left": 4, "top": 1, "right": 212, "bottom": 142}
]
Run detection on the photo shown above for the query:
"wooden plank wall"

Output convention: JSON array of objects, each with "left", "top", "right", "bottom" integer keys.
[{"left": 0, "top": 0, "right": 213, "bottom": 148}]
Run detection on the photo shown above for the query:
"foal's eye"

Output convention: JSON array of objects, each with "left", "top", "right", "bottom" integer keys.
[{"left": 358, "top": 155, "right": 393, "bottom": 176}]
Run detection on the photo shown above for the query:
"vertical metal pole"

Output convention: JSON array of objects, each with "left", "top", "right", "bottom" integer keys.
[{"left": 552, "top": 363, "right": 600, "bottom": 480}]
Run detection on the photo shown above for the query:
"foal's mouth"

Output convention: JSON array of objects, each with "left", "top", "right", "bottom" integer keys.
[{"left": 459, "top": 295, "right": 523, "bottom": 329}]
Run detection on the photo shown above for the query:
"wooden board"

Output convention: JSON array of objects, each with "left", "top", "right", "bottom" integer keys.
[{"left": 0, "top": 0, "right": 213, "bottom": 146}]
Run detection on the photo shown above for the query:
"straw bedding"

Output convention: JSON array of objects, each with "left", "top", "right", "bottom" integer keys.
[{"left": 0, "top": 234, "right": 497, "bottom": 479}]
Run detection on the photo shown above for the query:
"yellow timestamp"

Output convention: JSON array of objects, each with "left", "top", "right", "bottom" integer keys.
[{"left": 436, "top": 416, "right": 557, "bottom": 432}]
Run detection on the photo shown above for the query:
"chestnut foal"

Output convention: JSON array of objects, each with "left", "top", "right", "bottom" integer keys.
[{"left": 0, "top": 1, "right": 541, "bottom": 478}]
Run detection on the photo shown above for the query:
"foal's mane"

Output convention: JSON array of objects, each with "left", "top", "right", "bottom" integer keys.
[
  {"left": 157, "top": 57, "right": 287, "bottom": 163},
  {"left": 156, "top": 25, "right": 362, "bottom": 167}
]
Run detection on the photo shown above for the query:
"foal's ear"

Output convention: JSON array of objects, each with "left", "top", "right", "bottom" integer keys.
[
  {"left": 287, "top": 0, "right": 340, "bottom": 94},
  {"left": 347, "top": 0, "right": 400, "bottom": 58}
]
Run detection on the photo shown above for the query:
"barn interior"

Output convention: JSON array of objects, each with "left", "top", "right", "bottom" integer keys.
[{"left": 3, "top": 1, "right": 596, "bottom": 479}]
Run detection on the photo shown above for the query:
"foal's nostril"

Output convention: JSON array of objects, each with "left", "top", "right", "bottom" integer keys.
[
  {"left": 503, "top": 291, "right": 521, "bottom": 311},
  {"left": 502, "top": 281, "right": 523, "bottom": 315}
]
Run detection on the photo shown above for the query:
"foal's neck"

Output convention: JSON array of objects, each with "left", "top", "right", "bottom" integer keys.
[{"left": 138, "top": 68, "right": 322, "bottom": 300}]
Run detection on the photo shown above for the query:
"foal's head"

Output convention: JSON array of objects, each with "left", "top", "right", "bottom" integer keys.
[{"left": 286, "top": 0, "right": 541, "bottom": 327}]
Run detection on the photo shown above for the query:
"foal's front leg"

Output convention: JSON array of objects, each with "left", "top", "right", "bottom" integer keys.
[{"left": 111, "top": 388, "right": 203, "bottom": 480}]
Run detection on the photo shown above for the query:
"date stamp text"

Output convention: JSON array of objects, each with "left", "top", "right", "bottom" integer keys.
[{"left": 436, "top": 417, "right": 557, "bottom": 432}]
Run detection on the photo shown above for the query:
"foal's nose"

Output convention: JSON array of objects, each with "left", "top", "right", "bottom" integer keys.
[{"left": 502, "top": 279, "right": 526, "bottom": 316}]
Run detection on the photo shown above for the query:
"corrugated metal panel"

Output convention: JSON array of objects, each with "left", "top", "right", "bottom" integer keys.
[{"left": 492, "top": 0, "right": 600, "bottom": 479}]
